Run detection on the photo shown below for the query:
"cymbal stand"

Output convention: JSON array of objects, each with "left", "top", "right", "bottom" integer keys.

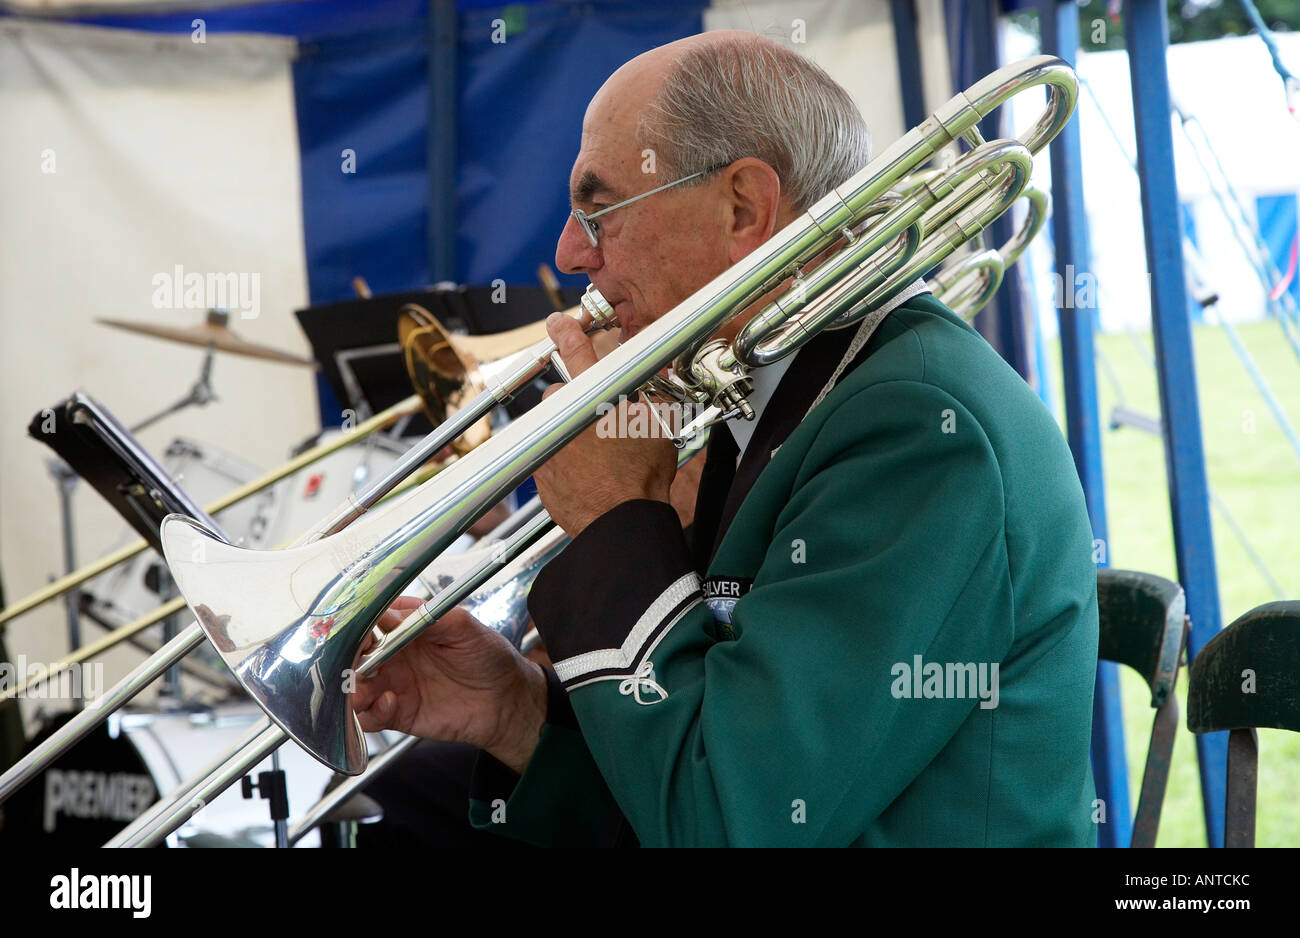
[{"left": 129, "top": 340, "right": 218, "bottom": 436}]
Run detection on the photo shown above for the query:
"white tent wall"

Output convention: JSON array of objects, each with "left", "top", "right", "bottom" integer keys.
[
  {"left": 1008, "top": 29, "right": 1300, "bottom": 339},
  {"left": 0, "top": 19, "right": 315, "bottom": 731},
  {"left": 705, "top": 0, "right": 954, "bottom": 156}
]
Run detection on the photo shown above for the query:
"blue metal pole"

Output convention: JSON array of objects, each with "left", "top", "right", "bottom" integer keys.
[
  {"left": 969, "top": 0, "right": 1031, "bottom": 378},
  {"left": 1038, "top": 0, "right": 1128, "bottom": 849},
  {"left": 429, "top": 0, "right": 457, "bottom": 283},
  {"left": 1126, "top": 0, "right": 1227, "bottom": 848},
  {"left": 890, "top": 0, "right": 928, "bottom": 129}
]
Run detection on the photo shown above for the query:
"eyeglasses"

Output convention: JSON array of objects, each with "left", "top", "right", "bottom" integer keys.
[{"left": 570, "top": 164, "right": 727, "bottom": 248}]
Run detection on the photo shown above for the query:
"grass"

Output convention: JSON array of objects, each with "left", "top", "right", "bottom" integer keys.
[{"left": 1045, "top": 317, "right": 1300, "bottom": 847}]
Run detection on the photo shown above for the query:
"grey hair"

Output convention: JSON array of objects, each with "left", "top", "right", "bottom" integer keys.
[{"left": 637, "top": 37, "right": 872, "bottom": 213}]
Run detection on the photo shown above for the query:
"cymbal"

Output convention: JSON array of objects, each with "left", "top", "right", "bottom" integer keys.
[{"left": 97, "top": 310, "right": 315, "bottom": 367}]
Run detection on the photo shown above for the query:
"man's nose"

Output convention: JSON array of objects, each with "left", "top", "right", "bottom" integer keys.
[{"left": 556, "top": 214, "right": 603, "bottom": 275}]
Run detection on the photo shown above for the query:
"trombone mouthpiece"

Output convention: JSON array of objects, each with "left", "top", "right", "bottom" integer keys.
[{"left": 578, "top": 285, "right": 617, "bottom": 330}]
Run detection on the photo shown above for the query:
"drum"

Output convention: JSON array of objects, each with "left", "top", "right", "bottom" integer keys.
[
  {"left": 118, "top": 703, "right": 338, "bottom": 848},
  {"left": 83, "top": 438, "right": 279, "bottom": 631},
  {"left": 0, "top": 711, "right": 159, "bottom": 846},
  {"left": 260, "top": 429, "right": 404, "bottom": 547},
  {"left": 0, "top": 702, "right": 391, "bottom": 847}
]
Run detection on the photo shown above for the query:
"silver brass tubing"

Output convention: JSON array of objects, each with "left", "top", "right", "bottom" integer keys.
[
  {"left": 286, "top": 735, "right": 420, "bottom": 846},
  {"left": 108, "top": 506, "right": 560, "bottom": 847},
  {"left": 107, "top": 720, "right": 283, "bottom": 848},
  {"left": 0, "top": 623, "right": 208, "bottom": 804},
  {"left": 355, "top": 511, "right": 557, "bottom": 677}
]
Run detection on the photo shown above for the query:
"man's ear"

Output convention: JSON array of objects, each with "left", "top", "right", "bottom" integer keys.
[{"left": 723, "top": 158, "right": 784, "bottom": 264}]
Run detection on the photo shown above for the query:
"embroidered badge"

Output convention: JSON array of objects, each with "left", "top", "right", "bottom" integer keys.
[
  {"left": 702, "top": 576, "right": 753, "bottom": 625},
  {"left": 618, "top": 660, "right": 667, "bottom": 705}
]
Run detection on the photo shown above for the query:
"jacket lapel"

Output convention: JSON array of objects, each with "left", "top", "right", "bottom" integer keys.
[{"left": 704, "top": 324, "right": 860, "bottom": 565}]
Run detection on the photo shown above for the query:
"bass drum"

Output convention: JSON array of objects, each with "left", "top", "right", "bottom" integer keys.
[
  {"left": 0, "top": 704, "right": 384, "bottom": 847},
  {"left": 118, "top": 703, "right": 340, "bottom": 847},
  {"left": 0, "top": 711, "right": 160, "bottom": 846},
  {"left": 263, "top": 429, "right": 474, "bottom": 595}
]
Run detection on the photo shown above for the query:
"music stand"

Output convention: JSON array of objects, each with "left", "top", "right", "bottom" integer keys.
[
  {"left": 29, "top": 391, "right": 229, "bottom": 555},
  {"left": 293, "top": 284, "right": 583, "bottom": 426}
]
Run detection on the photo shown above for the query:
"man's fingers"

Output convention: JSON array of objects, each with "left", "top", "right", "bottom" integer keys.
[
  {"left": 355, "top": 690, "right": 396, "bottom": 733},
  {"left": 376, "top": 595, "right": 424, "bottom": 634},
  {"left": 547, "top": 312, "right": 599, "bottom": 379}
]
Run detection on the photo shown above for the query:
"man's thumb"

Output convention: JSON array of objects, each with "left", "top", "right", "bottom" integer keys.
[{"left": 547, "top": 312, "right": 598, "bottom": 379}]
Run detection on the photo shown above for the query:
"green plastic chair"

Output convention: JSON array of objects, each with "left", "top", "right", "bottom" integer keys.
[
  {"left": 1187, "top": 600, "right": 1300, "bottom": 848},
  {"left": 1096, "top": 568, "right": 1188, "bottom": 848}
]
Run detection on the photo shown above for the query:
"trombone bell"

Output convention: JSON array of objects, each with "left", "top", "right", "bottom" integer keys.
[
  {"left": 399, "top": 305, "right": 553, "bottom": 454},
  {"left": 160, "top": 514, "right": 375, "bottom": 775}
]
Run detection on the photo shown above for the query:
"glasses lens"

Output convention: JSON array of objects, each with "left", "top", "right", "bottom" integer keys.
[{"left": 574, "top": 211, "right": 599, "bottom": 247}]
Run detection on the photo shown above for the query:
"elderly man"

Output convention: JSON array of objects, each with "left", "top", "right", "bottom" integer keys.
[{"left": 354, "top": 31, "right": 1099, "bottom": 847}]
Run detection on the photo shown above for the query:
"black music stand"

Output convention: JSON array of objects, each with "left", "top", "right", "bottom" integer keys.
[
  {"left": 293, "top": 284, "right": 583, "bottom": 426},
  {"left": 29, "top": 392, "right": 228, "bottom": 555}
]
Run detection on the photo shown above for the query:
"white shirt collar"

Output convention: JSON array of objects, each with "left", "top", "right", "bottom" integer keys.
[{"left": 724, "top": 349, "right": 797, "bottom": 464}]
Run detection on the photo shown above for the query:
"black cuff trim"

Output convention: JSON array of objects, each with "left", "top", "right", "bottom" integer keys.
[{"left": 528, "top": 499, "right": 695, "bottom": 662}]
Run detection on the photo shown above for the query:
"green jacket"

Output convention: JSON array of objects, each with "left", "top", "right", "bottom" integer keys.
[{"left": 470, "top": 294, "right": 1099, "bottom": 846}]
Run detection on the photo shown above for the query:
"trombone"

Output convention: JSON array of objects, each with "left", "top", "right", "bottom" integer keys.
[
  {"left": 4, "top": 54, "right": 1079, "bottom": 847},
  {"left": 153, "top": 54, "right": 1076, "bottom": 774}
]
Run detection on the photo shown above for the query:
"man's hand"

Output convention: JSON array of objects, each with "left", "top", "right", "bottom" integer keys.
[
  {"left": 533, "top": 313, "right": 678, "bottom": 536},
  {"left": 352, "top": 596, "right": 548, "bottom": 774}
]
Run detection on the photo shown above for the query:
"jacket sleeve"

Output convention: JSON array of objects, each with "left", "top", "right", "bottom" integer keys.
[{"left": 519, "top": 379, "right": 1017, "bottom": 846}]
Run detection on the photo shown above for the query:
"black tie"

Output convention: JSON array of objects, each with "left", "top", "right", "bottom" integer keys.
[{"left": 689, "top": 423, "right": 739, "bottom": 574}]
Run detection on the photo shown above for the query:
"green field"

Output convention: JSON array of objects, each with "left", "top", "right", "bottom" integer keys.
[{"left": 1045, "top": 317, "right": 1300, "bottom": 847}]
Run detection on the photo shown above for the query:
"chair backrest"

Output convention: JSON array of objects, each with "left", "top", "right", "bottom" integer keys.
[
  {"left": 1188, "top": 601, "right": 1300, "bottom": 734},
  {"left": 1097, "top": 569, "right": 1186, "bottom": 707}
]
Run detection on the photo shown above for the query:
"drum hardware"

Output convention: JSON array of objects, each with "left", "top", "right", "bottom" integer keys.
[
  {"left": 286, "top": 736, "right": 416, "bottom": 847},
  {"left": 240, "top": 752, "right": 290, "bottom": 848},
  {"left": 97, "top": 308, "right": 316, "bottom": 367}
]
